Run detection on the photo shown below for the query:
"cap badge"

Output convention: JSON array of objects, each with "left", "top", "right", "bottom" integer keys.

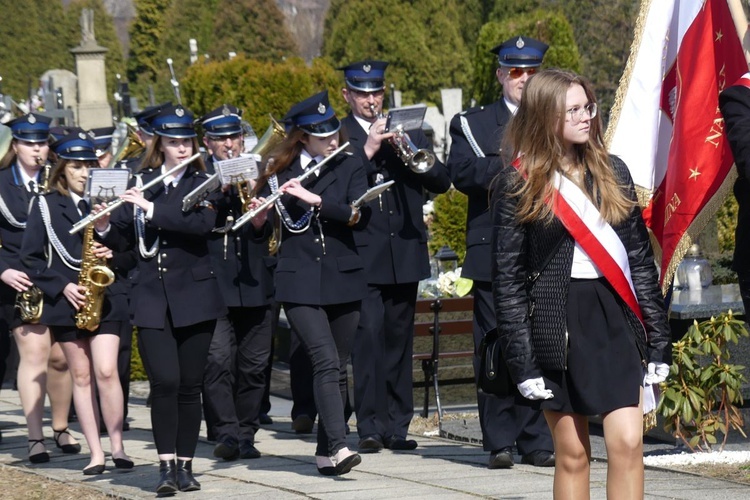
[
  {"left": 516, "top": 37, "right": 525, "bottom": 49},
  {"left": 363, "top": 64, "right": 372, "bottom": 73},
  {"left": 176, "top": 107, "right": 185, "bottom": 117},
  {"left": 28, "top": 114, "right": 36, "bottom": 124},
  {"left": 222, "top": 104, "right": 230, "bottom": 117},
  {"left": 79, "top": 132, "right": 87, "bottom": 140},
  {"left": 88, "top": 131, "right": 96, "bottom": 139},
  {"left": 317, "top": 103, "right": 326, "bottom": 115}
]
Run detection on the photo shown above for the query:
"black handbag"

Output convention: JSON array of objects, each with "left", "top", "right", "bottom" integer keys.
[{"left": 478, "top": 327, "right": 512, "bottom": 396}]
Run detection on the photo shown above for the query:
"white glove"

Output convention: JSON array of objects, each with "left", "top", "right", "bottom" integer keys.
[
  {"left": 644, "top": 362, "right": 670, "bottom": 385},
  {"left": 517, "top": 378, "right": 554, "bottom": 400}
]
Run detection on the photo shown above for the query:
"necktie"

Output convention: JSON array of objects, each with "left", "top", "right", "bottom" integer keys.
[
  {"left": 28, "top": 180, "right": 36, "bottom": 193},
  {"left": 77, "top": 199, "right": 89, "bottom": 218}
]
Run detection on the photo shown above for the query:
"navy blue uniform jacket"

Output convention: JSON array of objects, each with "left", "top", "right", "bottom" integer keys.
[
  {"left": 205, "top": 157, "right": 273, "bottom": 308},
  {"left": 21, "top": 191, "right": 129, "bottom": 326},
  {"left": 104, "top": 165, "right": 226, "bottom": 329},
  {"left": 265, "top": 152, "right": 368, "bottom": 305},
  {"left": 341, "top": 114, "right": 451, "bottom": 284},
  {"left": 447, "top": 100, "right": 511, "bottom": 282}
]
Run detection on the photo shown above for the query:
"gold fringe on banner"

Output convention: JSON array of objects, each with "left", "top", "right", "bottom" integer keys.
[
  {"left": 660, "top": 168, "right": 738, "bottom": 295},
  {"left": 604, "top": 0, "right": 654, "bottom": 150}
]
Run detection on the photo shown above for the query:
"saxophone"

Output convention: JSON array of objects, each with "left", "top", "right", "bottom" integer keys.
[
  {"left": 75, "top": 222, "right": 115, "bottom": 331},
  {"left": 15, "top": 156, "right": 49, "bottom": 324}
]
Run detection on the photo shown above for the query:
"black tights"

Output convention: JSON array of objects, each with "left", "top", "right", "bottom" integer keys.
[
  {"left": 138, "top": 313, "right": 214, "bottom": 457},
  {"left": 284, "top": 301, "right": 359, "bottom": 457}
]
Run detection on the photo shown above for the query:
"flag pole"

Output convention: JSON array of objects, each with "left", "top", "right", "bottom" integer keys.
[{"left": 727, "top": 0, "right": 750, "bottom": 64}]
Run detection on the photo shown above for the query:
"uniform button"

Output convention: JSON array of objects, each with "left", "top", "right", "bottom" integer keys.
[
  {"left": 390, "top": 233, "right": 395, "bottom": 237},
  {"left": 315, "top": 257, "right": 321, "bottom": 262},
  {"left": 389, "top": 210, "right": 393, "bottom": 215},
  {"left": 162, "top": 268, "right": 168, "bottom": 272},
  {"left": 161, "top": 253, "right": 167, "bottom": 258},
  {"left": 314, "top": 238, "right": 320, "bottom": 243},
  {"left": 162, "top": 240, "right": 168, "bottom": 245}
]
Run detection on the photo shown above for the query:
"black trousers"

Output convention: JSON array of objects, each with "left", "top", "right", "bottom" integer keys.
[
  {"left": 284, "top": 301, "right": 359, "bottom": 457},
  {"left": 352, "top": 282, "right": 417, "bottom": 441},
  {"left": 289, "top": 327, "right": 318, "bottom": 421},
  {"left": 472, "top": 281, "right": 553, "bottom": 454},
  {"left": 202, "top": 306, "right": 272, "bottom": 444},
  {"left": 138, "top": 312, "right": 215, "bottom": 457},
  {"left": 117, "top": 322, "right": 133, "bottom": 420}
]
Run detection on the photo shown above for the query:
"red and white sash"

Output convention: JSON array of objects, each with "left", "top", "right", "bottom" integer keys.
[{"left": 511, "top": 159, "right": 644, "bottom": 322}]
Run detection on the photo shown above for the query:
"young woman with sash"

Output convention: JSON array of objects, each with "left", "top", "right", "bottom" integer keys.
[
  {"left": 490, "top": 69, "right": 671, "bottom": 499},
  {"left": 95, "top": 104, "right": 225, "bottom": 494},
  {"left": 0, "top": 114, "right": 80, "bottom": 463},
  {"left": 21, "top": 133, "right": 132, "bottom": 475},
  {"left": 254, "top": 91, "right": 368, "bottom": 476}
]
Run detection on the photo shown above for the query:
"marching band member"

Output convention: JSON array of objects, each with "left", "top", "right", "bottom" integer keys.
[
  {"left": 21, "top": 133, "right": 132, "bottom": 475},
  {"left": 254, "top": 90, "right": 367, "bottom": 476},
  {"left": 96, "top": 104, "right": 226, "bottom": 493},
  {"left": 199, "top": 104, "right": 274, "bottom": 461},
  {"left": 0, "top": 113, "right": 80, "bottom": 463},
  {"left": 89, "top": 126, "right": 116, "bottom": 168},
  {"left": 447, "top": 36, "right": 554, "bottom": 468},
  {"left": 338, "top": 60, "right": 451, "bottom": 453}
]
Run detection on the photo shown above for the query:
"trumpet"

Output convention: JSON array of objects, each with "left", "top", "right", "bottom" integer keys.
[
  {"left": 70, "top": 152, "right": 201, "bottom": 234},
  {"left": 369, "top": 104, "right": 435, "bottom": 174},
  {"left": 231, "top": 142, "right": 350, "bottom": 232}
]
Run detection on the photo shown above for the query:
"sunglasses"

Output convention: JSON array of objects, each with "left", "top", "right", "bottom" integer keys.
[{"left": 507, "top": 67, "right": 537, "bottom": 79}]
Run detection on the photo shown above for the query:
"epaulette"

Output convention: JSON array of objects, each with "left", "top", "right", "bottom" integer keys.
[{"left": 461, "top": 105, "right": 487, "bottom": 116}]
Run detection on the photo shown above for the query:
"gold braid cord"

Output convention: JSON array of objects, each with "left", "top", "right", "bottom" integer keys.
[
  {"left": 660, "top": 168, "right": 738, "bottom": 295},
  {"left": 604, "top": 0, "right": 653, "bottom": 149}
]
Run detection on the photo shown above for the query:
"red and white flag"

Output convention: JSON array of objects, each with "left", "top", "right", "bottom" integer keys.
[{"left": 606, "top": 0, "right": 747, "bottom": 292}]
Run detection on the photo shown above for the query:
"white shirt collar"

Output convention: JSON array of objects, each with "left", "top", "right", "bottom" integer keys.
[
  {"left": 161, "top": 164, "right": 187, "bottom": 187},
  {"left": 18, "top": 167, "right": 39, "bottom": 192},
  {"left": 301, "top": 150, "right": 323, "bottom": 176},
  {"left": 353, "top": 114, "right": 375, "bottom": 133},
  {"left": 504, "top": 98, "right": 519, "bottom": 115},
  {"left": 70, "top": 192, "right": 87, "bottom": 215}
]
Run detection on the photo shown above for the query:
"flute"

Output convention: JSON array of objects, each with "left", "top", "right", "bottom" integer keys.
[
  {"left": 231, "top": 142, "right": 349, "bottom": 232},
  {"left": 69, "top": 153, "right": 201, "bottom": 234}
]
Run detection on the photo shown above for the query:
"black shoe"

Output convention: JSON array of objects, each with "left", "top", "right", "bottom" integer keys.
[
  {"left": 156, "top": 460, "right": 177, "bottom": 494},
  {"left": 259, "top": 413, "right": 273, "bottom": 425},
  {"left": 176, "top": 459, "right": 201, "bottom": 492},
  {"left": 83, "top": 463, "right": 105, "bottom": 475},
  {"left": 291, "top": 414, "right": 314, "bottom": 434},
  {"left": 316, "top": 456, "right": 336, "bottom": 476},
  {"left": 521, "top": 450, "right": 555, "bottom": 467},
  {"left": 53, "top": 428, "right": 82, "bottom": 454},
  {"left": 239, "top": 441, "right": 261, "bottom": 459},
  {"left": 213, "top": 440, "right": 240, "bottom": 461},
  {"left": 113, "top": 456, "right": 134, "bottom": 470},
  {"left": 384, "top": 436, "right": 418, "bottom": 451},
  {"left": 334, "top": 452, "right": 361, "bottom": 475},
  {"left": 357, "top": 436, "right": 384, "bottom": 453},
  {"left": 28, "top": 438, "right": 50, "bottom": 464},
  {"left": 488, "top": 447, "right": 514, "bottom": 469}
]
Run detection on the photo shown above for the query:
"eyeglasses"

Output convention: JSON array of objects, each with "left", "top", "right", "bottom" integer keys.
[
  {"left": 349, "top": 88, "right": 385, "bottom": 99},
  {"left": 507, "top": 67, "right": 537, "bottom": 79},
  {"left": 566, "top": 103, "right": 597, "bottom": 124}
]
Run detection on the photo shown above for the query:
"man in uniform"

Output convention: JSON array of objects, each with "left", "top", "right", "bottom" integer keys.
[
  {"left": 199, "top": 104, "right": 274, "bottom": 461},
  {"left": 339, "top": 60, "right": 451, "bottom": 453},
  {"left": 447, "top": 36, "right": 555, "bottom": 469},
  {"left": 89, "top": 126, "right": 116, "bottom": 168}
]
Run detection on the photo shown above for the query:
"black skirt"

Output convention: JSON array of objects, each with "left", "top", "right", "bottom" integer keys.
[
  {"left": 536, "top": 277, "right": 643, "bottom": 416},
  {"left": 51, "top": 321, "right": 123, "bottom": 343}
]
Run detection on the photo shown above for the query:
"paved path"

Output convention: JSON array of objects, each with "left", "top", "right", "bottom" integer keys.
[{"left": 0, "top": 385, "right": 748, "bottom": 499}]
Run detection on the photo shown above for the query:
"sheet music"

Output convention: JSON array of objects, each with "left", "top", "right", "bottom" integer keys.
[
  {"left": 386, "top": 104, "right": 427, "bottom": 132},
  {"left": 216, "top": 155, "right": 259, "bottom": 185},
  {"left": 87, "top": 168, "right": 130, "bottom": 203}
]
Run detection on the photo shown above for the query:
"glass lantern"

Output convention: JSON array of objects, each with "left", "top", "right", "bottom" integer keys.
[{"left": 674, "top": 244, "right": 713, "bottom": 291}]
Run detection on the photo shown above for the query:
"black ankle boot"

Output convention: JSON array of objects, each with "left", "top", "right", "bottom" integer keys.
[
  {"left": 176, "top": 459, "right": 201, "bottom": 492},
  {"left": 156, "top": 459, "right": 177, "bottom": 494}
]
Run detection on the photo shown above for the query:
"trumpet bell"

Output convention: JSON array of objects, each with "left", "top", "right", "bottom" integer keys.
[{"left": 409, "top": 149, "right": 436, "bottom": 174}]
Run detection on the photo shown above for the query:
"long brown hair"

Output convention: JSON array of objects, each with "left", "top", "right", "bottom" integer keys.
[
  {"left": 253, "top": 126, "right": 347, "bottom": 195},
  {"left": 138, "top": 135, "right": 206, "bottom": 172},
  {"left": 49, "top": 158, "right": 97, "bottom": 197},
  {"left": 501, "top": 68, "right": 633, "bottom": 225}
]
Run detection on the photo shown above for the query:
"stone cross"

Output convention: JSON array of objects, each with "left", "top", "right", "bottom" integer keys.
[{"left": 80, "top": 8, "right": 95, "bottom": 45}]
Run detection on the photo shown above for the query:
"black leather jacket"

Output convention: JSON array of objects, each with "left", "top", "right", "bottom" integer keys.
[{"left": 490, "top": 155, "right": 671, "bottom": 385}]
